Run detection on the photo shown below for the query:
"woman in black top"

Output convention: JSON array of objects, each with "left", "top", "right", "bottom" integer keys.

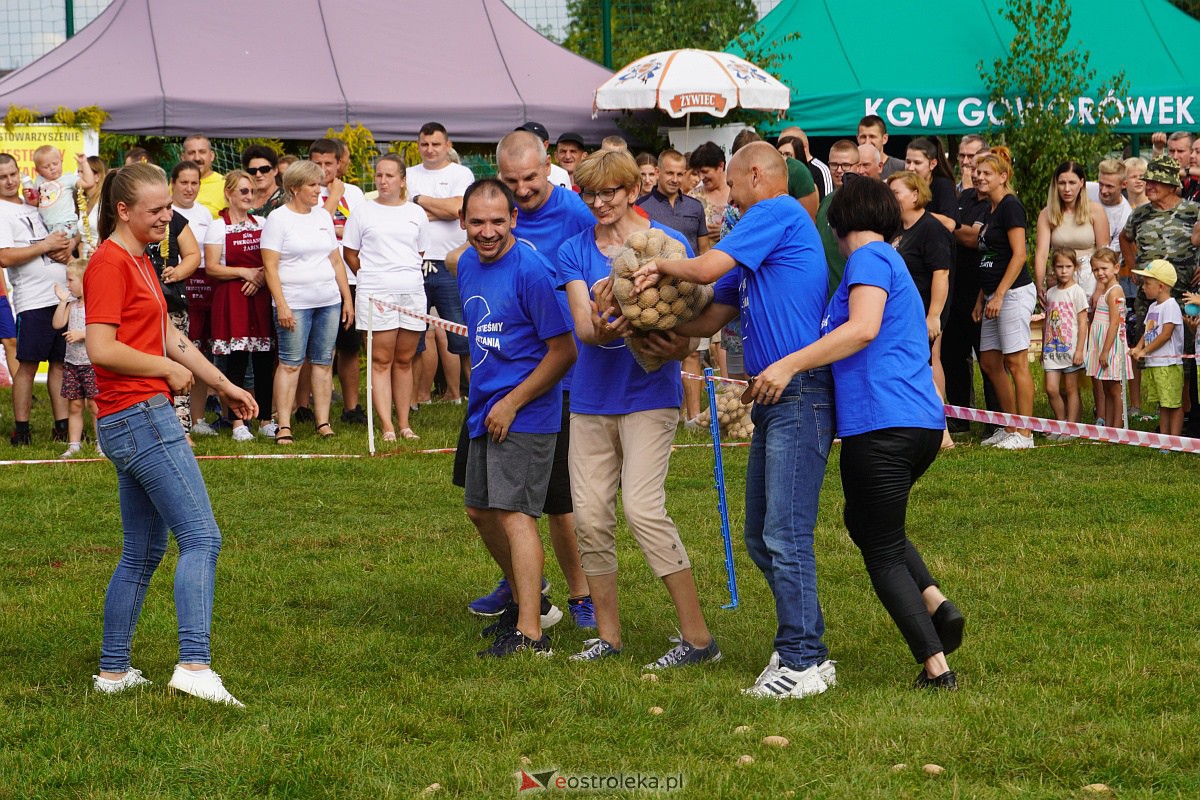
[
  {"left": 888, "top": 170, "right": 955, "bottom": 448},
  {"left": 905, "top": 138, "right": 959, "bottom": 232},
  {"left": 968, "top": 146, "right": 1037, "bottom": 449}
]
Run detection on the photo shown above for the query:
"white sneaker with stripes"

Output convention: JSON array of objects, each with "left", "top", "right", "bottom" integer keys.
[{"left": 742, "top": 655, "right": 829, "bottom": 700}]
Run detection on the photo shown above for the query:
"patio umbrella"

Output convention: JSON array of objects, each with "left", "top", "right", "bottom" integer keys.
[{"left": 592, "top": 48, "right": 791, "bottom": 119}]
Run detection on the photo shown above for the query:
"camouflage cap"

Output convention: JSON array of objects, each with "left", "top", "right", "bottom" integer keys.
[{"left": 1143, "top": 156, "right": 1182, "bottom": 188}]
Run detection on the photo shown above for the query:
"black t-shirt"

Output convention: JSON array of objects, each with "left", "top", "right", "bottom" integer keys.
[
  {"left": 953, "top": 188, "right": 990, "bottom": 304},
  {"left": 928, "top": 176, "right": 959, "bottom": 225},
  {"left": 977, "top": 194, "right": 1031, "bottom": 294},
  {"left": 892, "top": 210, "right": 953, "bottom": 321},
  {"left": 146, "top": 211, "right": 190, "bottom": 312}
]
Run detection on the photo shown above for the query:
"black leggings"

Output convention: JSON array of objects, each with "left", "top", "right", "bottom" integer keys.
[
  {"left": 226, "top": 350, "right": 275, "bottom": 422},
  {"left": 840, "top": 426, "right": 943, "bottom": 663}
]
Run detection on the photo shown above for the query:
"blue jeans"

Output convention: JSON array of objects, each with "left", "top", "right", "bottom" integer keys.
[
  {"left": 418, "top": 261, "right": 467, "bottom": 355},
  {"left": 744, "top": 368, "right": 834, "bottom": 670},
  {"left": 275, "top": 303, "right": 340, "bottom": 366},
  {"left": 97, "top": 394, "right": 222, "bottom": 670}
]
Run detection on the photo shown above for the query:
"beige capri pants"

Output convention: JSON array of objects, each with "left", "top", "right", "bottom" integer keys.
[{"left": 568, "top": 408, "right": 691, "bottom": 578}]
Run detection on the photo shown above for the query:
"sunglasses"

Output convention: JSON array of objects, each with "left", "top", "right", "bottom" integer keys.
[
  {"left": 235, "top": 187, "right": 253, "bottom": 195},
  {"left": 246, "top": 165, "right": 274, "bottom": 175}
]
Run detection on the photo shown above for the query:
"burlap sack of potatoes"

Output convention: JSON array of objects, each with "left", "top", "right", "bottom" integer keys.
[{"left": 608, "top": 228, "right": 714, "bottom": 373}]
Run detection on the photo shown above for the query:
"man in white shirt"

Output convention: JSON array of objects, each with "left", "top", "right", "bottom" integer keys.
[
  {"left": 516, "top": 122, "right": 572, "bottom": 190},
  {"left": 0, "top": 153, "right": 73, "bottom": 445},
  {"left": 408, "top": 122, "right": 475, "bottom": 400},
  {"left": 310, "top": 137, "right": 369, "bottom": 424}
]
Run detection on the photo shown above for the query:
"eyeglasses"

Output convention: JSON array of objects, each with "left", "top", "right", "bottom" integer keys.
[
  {"left": 236, "top": 187, "right": 253, "bottom": 195},
  {"left": 829, "top": 162, "right": 858, "bottom": 172},
  {"left": 579, "top": 186, "right": 622, "bottom": 204},
  {"left": 246, "top": 165, "right": 274, "bottom": 175}
]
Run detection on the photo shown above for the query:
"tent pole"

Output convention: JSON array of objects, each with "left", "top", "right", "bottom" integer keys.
[
  {"left": 65, "top": 0, "right": 75, "bottom": 37},
  {"left": 601, "top": 0, "right": 612, "bottom": 68}
]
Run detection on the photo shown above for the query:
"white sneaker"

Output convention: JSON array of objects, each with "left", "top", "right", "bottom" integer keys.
[
  {"left": 232, "top": 425, "right": 254, "bottom": 443},
  {"left": 167, "top": 665, "right": 244, "bottom": 707},
  {"left": 742, "top": 660, "right": 828, "bottom": 699},
  {"left": 995, "top": 432, "right": 1034, "bottom": 450},
  {"left": 59, "top": 442, "right": 82, "bottom": 459},
  {"left": 980, "top": 428, "right": 1011, "bottom": 447},
  {"left": 95, "top": 444, "right": 105, "bottom": 458},
  {"left": 191, "top": 420, "right": 217, "bottom": 436},
  {"left": 93, "top": 668, "right": 151, "bottom": 694},
  {"left": 258, "top": 421, "right": 278, "bottom": 438},
  {"left": 751, "top": 652, "right": 837, "bottom": 690}
]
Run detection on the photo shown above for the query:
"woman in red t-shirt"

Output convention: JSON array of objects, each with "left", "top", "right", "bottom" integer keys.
[{"left": 85, "top": 163, "right": 256, "bottom": 707}]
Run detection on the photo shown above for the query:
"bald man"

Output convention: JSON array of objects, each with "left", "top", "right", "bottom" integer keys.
[
  {"left": 780, "top": 125, "right": 833, "bottom": 199},
  {"left": 627, "top": 142, "right": 837, "bottom": 700},
  {"left": 856, "top": 143, "right": 884, "bottom": 180}
]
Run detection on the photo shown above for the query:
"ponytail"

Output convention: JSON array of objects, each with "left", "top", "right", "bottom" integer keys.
[{"left": 96, "top": 163, "right": 168, "bottom": 242}]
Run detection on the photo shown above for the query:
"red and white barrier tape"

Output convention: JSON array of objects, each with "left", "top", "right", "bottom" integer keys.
[
  {"left": 944, "top": 404, "right": 1199, "bottom": 452},
  {"left": 370, "top": 298, "right": 468, "bottom": 336},
  {"left": 682, "top": 371, "right": 748, "bottom": 386}
]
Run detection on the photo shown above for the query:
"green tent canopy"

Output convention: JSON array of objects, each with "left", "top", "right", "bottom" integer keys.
[{"left": 733, "top": 0, "right": 1200, "bottom": 135}]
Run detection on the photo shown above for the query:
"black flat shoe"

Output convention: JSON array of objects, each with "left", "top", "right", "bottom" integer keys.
[
  {"left": 913, "top": 668, "right": 958, "bottom": 691},
  {"left": 931, "top": 600, "right": 964, "bottom": 655}
]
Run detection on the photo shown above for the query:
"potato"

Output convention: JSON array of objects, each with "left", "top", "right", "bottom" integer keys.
[
  {"left": 762, "top": 736, "right": 790, "bottom": 748},
  {"left": 670, "top": 298, "right": 688, "bottom": 317},
  {"left": 923, "top": 764, "right": 944, "bottom": 776},
  {"left": 656, "top": 313, "right": 678, "bottom": 329},
  {"left": 627, "top": 231, "right": 649, "bottom": 253},
  {"left": 613, "top": 276, "right": 634, "bottom": 297},
  {"left": 676, "top": 280, "right": 695, "bottom": 295},
  {"left": 614, "top": 249, "right": 640, "bottom": 273},
  {"left": 736, "top": 755, "right": 754, "bottom": 767},
  {"left": 641, "top": 672, "right": 659, "bottom": 682},
  {"left": 734, "top": 725, "right": 752, "bottom": 734},
  {"left": 643, "top": 234, "right": 665, "bottom": 258},
  {"left": 622, "top": 304, "right": 641, "bottom": 320},
  {"left": 658, "top": 284, "right": 678, "bottom": 302},
  {"left": 639, "top": 308, "right": 660, "bottom": 326},
  {"left": 655, "top": 300, "right": 671, "bottom": 315},
  {"left": 891, "top": 764, "right": 907, "bottom": 773},
  {"left": 648, "top": 706, "right": 664, "bottom": 715},
  {"left": 637, "top": 286, "right": 660, "bottom": 308}
]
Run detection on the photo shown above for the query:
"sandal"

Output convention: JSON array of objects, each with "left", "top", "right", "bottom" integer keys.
[
  {"left": 317, "top": 422, "right": 336, "bottom": 439},
  {"left": 275, "top": 426, "right": 294, "bottom": 445},
  {"left": 382, "top": 431, "right": 397, "bottom": 442},
  {"left": 399, "top": 428, "right": 420, "bottom": 441}
]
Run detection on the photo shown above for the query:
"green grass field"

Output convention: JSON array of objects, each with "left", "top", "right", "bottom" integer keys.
[{"left": 1, "top": 383, "right": 1197, "bottom": 799}]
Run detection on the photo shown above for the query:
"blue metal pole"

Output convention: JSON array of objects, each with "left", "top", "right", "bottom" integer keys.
[{"left": 704, "top": 367, "right": 738, "bottom": 609}]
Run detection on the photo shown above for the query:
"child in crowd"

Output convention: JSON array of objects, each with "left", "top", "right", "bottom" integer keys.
[
  {"left": 1084, "top": 247, "right": 1130, "bottom": 427},
  {"left": 26, "top": 145, "right": 96, "bottom": 237},
  {"left": 1042, "top": 248, "right": 1090, "bottom": 432},
  {"left": 1129, "top": 260, "right": 1184, "bottom": 437},
  {"left": 51, "top": 259, "right": 101, "bottom": 459}
]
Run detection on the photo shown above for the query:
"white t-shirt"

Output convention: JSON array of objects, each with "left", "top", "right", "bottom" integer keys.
[
  {"left": 174, "top": 203, "right": 212, "bottom": 270},
  {"left": 0, "top": 199, "right": 64, "bottom": 313},
  {"left": 258, "top": 205, "right": 341, "bottom": 310},
  {"left": 1086, "top": 182, "right": 1132, "bottom": 250},
  {"left": 319, "top": 182, "right": 366, "bottom": 285},
  {"left": 341, "top": 200, "right": 430, "bottom": 295},
  {"left": 406, "top": 162, "right": 474, "bottom": 260},
  {"left": 549, "top": 163, "right": 571, "bottom": 190},
  {"left": 1142, "top": 298, "right": 1184, "bottom": 367},
  {"left": 203, "top": 212, "right": 264, "bottom": 267},
  {"left": 35, "top": 172, "right": 80, "bottom": 230}
]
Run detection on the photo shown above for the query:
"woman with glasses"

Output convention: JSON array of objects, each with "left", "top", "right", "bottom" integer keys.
[
  {"left": 556, "top": 149, "right": 720, "bottom": 670},
  {"left": 242, "top": 145, "right": 285, "bottom": 218},
  {"left": 203, "top": 170, "right": 277, "bottom": 442},
  {"left": 260, "top": 160, "right": 354, "bottom": 444}
]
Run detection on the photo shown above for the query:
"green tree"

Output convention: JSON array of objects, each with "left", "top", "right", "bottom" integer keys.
[
  {"left": 563, "top": 0, "right": 757, "bottom": 69},
  {"left": 1167, "top": 0, "right": 1200, "bottom": 19},
  {"left": 980, "top": 0, "right": 1127, "bottom": 206}
]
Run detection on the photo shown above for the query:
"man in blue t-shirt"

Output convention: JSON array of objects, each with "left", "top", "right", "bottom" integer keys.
[
  {"left": 629, "top": 142, "right": 836, "bottom": 700},
  {"left": 460, "top": 130, "right": 598, "bottom": 629},
  {"left": 456, "top": 179, "right": 577, "bottom": 658}
]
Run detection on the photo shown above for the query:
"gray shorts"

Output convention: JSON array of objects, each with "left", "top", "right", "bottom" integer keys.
[
  {"left": 980, "top": 283, "right": 1037, "bottom": 355},
  {"left": 464, "top": 431, "right": 556, "bottom": 518}
]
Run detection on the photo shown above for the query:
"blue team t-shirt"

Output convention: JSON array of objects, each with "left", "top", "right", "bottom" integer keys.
[
  {"left": 712, "top": 196, "right": 829, "bottom": 376},
  {"left": 514, "top": 186, "right": 596, "bottom": 393},
  {"left": 457, "top": 240, "right": 574, "bottom": 438},
  {"left": 821, "top": 241, "right": 946, "bottom": 437},
  {"left": 556, "top": 220, "right": 690, "bottom": 415}
]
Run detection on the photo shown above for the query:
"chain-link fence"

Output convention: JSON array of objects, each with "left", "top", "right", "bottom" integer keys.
[{"left": 1, "top": 0, "right": 783, "bottom": 74}]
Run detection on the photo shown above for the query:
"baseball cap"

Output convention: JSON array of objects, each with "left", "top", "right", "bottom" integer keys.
[
  {"left": 1132, "top": 259, "right": 1178, "bottom": 287},
  {"left": 1142, "top": 156, "right": 1182, "bottom": 188},
  {"left": 516, "top": 121, "right": 550, "bottom": 142},
  {"left": 556, "top": 131, "right": 586, "bottom": 148}
]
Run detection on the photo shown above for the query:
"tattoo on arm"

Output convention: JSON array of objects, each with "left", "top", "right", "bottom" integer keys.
[{"left": 178, "top": 340, "right": 188, "bottom": 354}]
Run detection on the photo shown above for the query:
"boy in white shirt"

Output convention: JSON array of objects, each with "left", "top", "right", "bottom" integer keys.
[
  {"left": 1130, "top": 260, "right": 1184, "bottom": 437},
  {"left": 28, "top": 146, "right": 96, "bottom": 237}
]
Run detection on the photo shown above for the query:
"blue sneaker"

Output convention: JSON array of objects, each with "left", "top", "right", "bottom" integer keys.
[
  {"left": 568, "top": 596, "right": 597, "bottom": 629},
  {"left": 477, "top": 628, "right": 552, "bottom": 658},
  {"left": 468, "top": 576, "right": 551, "bottom": 617},
  {"left": 643, "top": 636, "right": 722, "bottom": 671}
]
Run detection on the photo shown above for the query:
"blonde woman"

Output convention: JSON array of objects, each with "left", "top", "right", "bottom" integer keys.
[
  {"left": 1033, "top": 161, "right": 1109, "bottom": 302},
  {"left": 261, "top": 160, "right": 354, "bottom": 444}
]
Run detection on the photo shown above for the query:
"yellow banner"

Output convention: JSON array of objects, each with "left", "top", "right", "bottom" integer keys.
[{"left": 0, "top": 124, "right": 92, "bottom": 181}]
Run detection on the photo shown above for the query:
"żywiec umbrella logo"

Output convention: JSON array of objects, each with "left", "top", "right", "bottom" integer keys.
[
  {"left": 726, "top": 59, "right": 770, "bottom": 85},
  {"left": 617, "top": 58, "right": 663, "bottom": 84},
  {"left": 669, "top": 93, "right": 727, "bottom": 115}
]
